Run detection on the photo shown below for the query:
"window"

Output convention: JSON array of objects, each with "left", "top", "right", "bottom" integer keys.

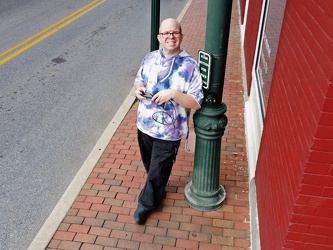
[{"left": 255, "top": 0, "right": 287, "bottom": 118}]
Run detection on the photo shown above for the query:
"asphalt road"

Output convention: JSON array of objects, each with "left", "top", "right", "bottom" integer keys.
[{"left": 0, "top": 0, "right": 188, "bottom": 249}]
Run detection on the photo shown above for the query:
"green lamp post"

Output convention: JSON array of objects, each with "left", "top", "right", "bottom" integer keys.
[
  {"left": 185, "top": 0, "right": 233, "bottom": 211},
  {"left": 150, "top": 0, "right": 160, "bottom": 51}
]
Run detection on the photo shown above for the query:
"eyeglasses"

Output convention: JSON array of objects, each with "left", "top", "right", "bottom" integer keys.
[{"left": 158, "top": 31, "right": 182, "bottom": 38}]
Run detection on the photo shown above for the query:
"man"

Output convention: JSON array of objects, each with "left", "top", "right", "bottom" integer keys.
[{"left": 133, "top": 18, "right": 203, "bottom": 224}]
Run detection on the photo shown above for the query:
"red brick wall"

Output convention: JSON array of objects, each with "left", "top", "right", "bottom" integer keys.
[
  {"left": 243, "top": 0, "right": 263, "bottom": 94},
  {"left": 255, "top": 0, "right": 333, "bottom": 249}
]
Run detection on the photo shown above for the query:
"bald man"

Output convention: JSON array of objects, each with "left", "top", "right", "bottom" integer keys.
[{"left": 133, "top": 18, "right": 203, "bottom": 224}]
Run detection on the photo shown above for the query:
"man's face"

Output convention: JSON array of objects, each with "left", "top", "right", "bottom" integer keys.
[{"left": 157, "top": 20, "right": 183, "bottom": 55}]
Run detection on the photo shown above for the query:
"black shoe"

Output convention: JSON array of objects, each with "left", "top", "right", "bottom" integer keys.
[{"left": 134, "top": 204, "right": 151, "bottom": 225}]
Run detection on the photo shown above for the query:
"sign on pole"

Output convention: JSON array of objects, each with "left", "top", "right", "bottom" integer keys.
[{"left": 198, "top": 50, "right": 211, "bottom": 89}]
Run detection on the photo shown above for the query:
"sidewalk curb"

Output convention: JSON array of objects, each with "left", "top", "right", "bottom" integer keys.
[
  {"left": 177, "top": 0, "right": 192, "bottom": 22},
  {"left": 28, "top": 88, "right": 136, "bottom": 250}
]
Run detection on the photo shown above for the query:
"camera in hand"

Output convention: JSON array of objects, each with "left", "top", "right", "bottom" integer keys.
[{"left": 141, "top": 91, "right": 153, "bottom": 99}]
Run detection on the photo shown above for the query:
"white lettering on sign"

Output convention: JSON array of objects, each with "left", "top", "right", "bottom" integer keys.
[{"left": 201, "top": 54, "right": 209, "bottom": 61}]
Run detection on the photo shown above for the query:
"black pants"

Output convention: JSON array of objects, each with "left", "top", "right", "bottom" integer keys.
[{"left": 137, "top": 129, "right": 181, "bottom": 210}]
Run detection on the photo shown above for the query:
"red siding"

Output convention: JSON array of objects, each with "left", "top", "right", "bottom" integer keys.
[
  {"left": 255, "top": 0, "right": 333, "bottom": 249},
  {"left": 239, "top": 0, "right": 246, "bottom": 24},
  {"left": 243, "top": 0, "right": 263, "bottom": 94}
]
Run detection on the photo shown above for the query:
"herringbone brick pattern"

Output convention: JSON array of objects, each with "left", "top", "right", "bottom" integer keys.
[{"left": 47, "top": 0, "right": 250, "bottom": 249}]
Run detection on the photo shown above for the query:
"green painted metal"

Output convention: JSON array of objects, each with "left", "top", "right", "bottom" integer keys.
[
  {"left": 150, "top": 0, "right": 160, "bottom": 51},
  {"left": 185, "top": 0, "right": 233, "bottom": 211}
]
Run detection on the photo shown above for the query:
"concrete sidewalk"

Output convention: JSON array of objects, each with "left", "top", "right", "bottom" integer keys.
[{"left": 43, "top": 0, "right": 250, "bottom": 249}]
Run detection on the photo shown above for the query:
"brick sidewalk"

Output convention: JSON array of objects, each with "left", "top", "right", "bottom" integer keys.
[{"left": 47, "top": 0, "right": 250, "bottom": 249}]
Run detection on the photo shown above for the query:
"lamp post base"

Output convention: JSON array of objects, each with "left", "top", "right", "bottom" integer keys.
[{"left": 185, "top": 181, "right": 226, "bottom": 211}]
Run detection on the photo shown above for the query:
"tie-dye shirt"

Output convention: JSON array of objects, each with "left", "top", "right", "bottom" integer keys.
[{"left": 135, "top": 49, "right": 203, "bottom": 141}]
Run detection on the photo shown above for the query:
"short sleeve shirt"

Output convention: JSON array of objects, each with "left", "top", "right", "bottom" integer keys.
[{"left": 135, "top": 49, "right": 203, "bottom": 141}]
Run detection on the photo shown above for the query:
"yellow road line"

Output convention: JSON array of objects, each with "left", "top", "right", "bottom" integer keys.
[{"left": 0, "top": 0, "right": 105, "bottom": 65}]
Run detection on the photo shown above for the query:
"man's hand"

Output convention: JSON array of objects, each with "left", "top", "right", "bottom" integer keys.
[
  {"left": 135, "top": 86, "right": 147, "bottom": 100},
  {"left": 152, "top": 89, "right": 174, "bottom": 105},
  {"left": 153, "top": 89, "right": 200, "bottom": 110}
]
